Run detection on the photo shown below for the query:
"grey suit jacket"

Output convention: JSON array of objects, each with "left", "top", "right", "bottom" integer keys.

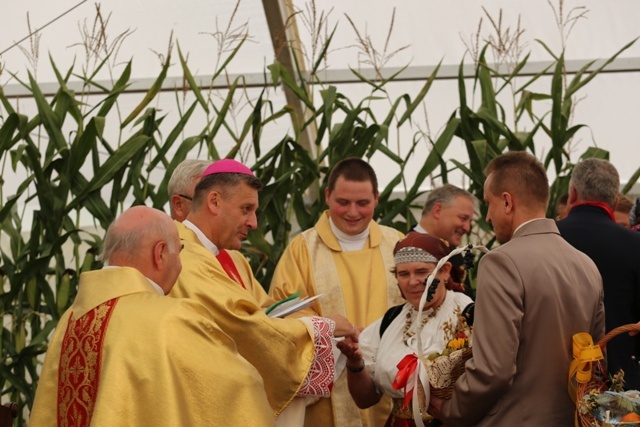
[{"left": 442, "top": 219, "right": 605, "bottom": 426}]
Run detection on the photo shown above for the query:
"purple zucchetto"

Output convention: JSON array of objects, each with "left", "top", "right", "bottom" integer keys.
[{"left": 201, "top": 159, "right": 255, "bottom": 177}]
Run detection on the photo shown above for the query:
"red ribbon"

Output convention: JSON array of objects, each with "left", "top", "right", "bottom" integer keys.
[{"left": 392, "top": 353, "right": 418, "bottom": 410}]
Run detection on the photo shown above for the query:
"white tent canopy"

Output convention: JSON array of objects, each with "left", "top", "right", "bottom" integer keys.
[{"left": 2, "top": 0, "right": 640, "bottom": 193}]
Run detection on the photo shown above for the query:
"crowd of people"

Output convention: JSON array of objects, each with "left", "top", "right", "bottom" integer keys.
[{"left": 28, "top": 152, "right": 639, "bottom": 426}]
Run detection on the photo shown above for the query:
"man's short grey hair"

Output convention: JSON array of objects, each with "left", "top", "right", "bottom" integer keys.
[
  {"left": 570, "top": 158, "right": 620, "bottom": 208},
  {"left": 421, "top": 184, "right": 474, "bottom": 216},
  {"left": 100, "top": 217, "right": 178, "bottom": 263},
  {"left": 167, "top": 159, "right": 210, "bottom": 197}
]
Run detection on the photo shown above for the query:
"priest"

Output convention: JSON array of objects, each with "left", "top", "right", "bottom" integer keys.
[
  {"left": 169, "top": 159, "right": 355, "bottom": 424},
  {"left": 30, "top": 206, "right": 275, "bottom": 426}
]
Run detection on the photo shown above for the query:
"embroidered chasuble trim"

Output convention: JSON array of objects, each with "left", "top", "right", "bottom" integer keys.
[
  {"left": 217, "top": 249, "right": 246, "bottom": 289},
  {"left": 298, "top": 317, "right": 335, "bottom": 396},
  {"left": 57, "top": 298, "right": 118, "bottom": 427}
]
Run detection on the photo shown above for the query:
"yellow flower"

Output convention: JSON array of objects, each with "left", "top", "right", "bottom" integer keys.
[{"left": 447, "top": 337, "right": 467, "bottom": 350}]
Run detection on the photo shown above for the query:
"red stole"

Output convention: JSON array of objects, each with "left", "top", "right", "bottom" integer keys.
[
  {"left": 57, "top": 298, "right": 118, "bottom": 426},
  {"left": 216, "top": 249, "right": 246, "bottom": 289}
]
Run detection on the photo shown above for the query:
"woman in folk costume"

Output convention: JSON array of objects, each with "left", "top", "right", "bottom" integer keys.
[{"left": 337, "top": 232, "right": 474, "bottom": 426}]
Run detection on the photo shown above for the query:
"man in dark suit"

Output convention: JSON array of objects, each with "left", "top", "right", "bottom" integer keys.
[
  {"left": 430, "top": 151, "right": 604, "bottom": 426},
  {"left": 557, "top": 157, "right": 640, "bottom": 390}
]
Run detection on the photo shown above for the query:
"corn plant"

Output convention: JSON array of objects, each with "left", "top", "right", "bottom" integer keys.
[
  {"left": 0, "top": 9, "right": 638, "bottom": 424},
  {"left": 0, "top": 59, "right": 160, "bottom": 423},
  {"left": 448, "top": 38, "right": 639, "bottom": 245}
]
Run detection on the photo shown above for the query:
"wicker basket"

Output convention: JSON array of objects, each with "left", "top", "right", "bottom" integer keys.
[
  {"left": 423, "top": 347, "right": 472, "bottom": 399},
  {"left": 576, "top": 323, "right": 640, "bottom": 427}
]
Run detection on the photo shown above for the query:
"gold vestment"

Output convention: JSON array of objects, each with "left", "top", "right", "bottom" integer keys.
[
  {"left": 270, "top": 211, "right": 404, "bottom": 427},
  {"left": 170, "top": 222, "right": 316, "bottom": 418},
  {"left": 30, "top": 267, "right": 274, "bottom": 426}
]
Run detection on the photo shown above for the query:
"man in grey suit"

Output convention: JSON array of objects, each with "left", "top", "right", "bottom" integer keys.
[{"left": 430, "top": 151, "right": 605, "bottom": 426}]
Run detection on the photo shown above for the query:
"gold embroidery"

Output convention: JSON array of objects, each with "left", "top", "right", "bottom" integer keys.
[{"left": 57, "top": 299, "right": 118, "bottom": 427}]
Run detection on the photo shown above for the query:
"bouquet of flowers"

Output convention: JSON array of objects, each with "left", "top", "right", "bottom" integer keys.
[
  {"left": 427, "top": 332, "right": 471, "bottom": 359},
  {"left": 422, "top": 317, "right": 472, "bottom": 399}
]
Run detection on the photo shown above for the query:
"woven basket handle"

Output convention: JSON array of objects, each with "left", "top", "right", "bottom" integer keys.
[{"left": 597, "top": 323, "right": 640, "bottom": 348}]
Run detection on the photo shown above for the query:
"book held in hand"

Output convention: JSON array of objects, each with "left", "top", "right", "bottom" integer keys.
[{"left": 265, "top": 292, "right": 323, "bottom": 318}]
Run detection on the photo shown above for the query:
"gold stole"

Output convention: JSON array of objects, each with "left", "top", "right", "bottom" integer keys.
[
  {"left": 302, "top": 226, "right": 398, "bottom": 317},
  {"left": 57, "top": 298, "right": 118, "bottom": 427}
]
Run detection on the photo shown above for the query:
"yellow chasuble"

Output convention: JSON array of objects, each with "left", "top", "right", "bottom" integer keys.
[
  {"left": 30, "top": 267, "right": 274, "bottom": 427},
  {"left": 169, "top": 221, "right": 315, "bottom": 418},
  {"left": 270, "top": 211, "right": 404, "bottom": 427},
  {"left": 223, "top": 247, "right": 276, "bottom": 308}
]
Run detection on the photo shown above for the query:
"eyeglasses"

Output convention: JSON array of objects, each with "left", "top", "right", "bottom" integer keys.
[{"left": 178, "top": 194, "right": 193, "bottom": 201}]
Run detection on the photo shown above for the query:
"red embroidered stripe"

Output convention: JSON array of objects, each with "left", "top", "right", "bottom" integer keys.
[
  {"left": 298, "top": 317, "right": 335, "bottom": 396},
  {"left": 57, "top": 298, "right": 118, "bottom": 427}
]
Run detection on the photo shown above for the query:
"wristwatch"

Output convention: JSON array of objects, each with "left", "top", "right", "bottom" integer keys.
[{"left": 346, "top": 361, "right": 365, "bottom": 373}]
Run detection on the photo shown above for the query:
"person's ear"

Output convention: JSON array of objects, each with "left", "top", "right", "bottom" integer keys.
[
  {"left": 171, "top": 194, "right": 181, "bottom": 210},
  {"left": 152, "top": 240, "right": 165, "bottom": 269},
  {"left": 568, "top": 185, "right": 578, "bottom": 206},
  {"left": 324, "top": 187, "right": 331, "bottom": 205},
  {"left": 206, "top": 190, "right": 220, "bottom": 213},
  {"left": 432, "top": 203, "right": 443, "bottom": 219},
  {"left": 439, "top": 262, "right": 452, "bottom": 276},
  {"left": 438, "top": 262, "right": 452, "bottom": 284},
  {"left": 171, "top": 195, "right": 185, "bottom": 218},
  {"left": 503, "top": 192, "right": 514, "bottom": 214}
]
